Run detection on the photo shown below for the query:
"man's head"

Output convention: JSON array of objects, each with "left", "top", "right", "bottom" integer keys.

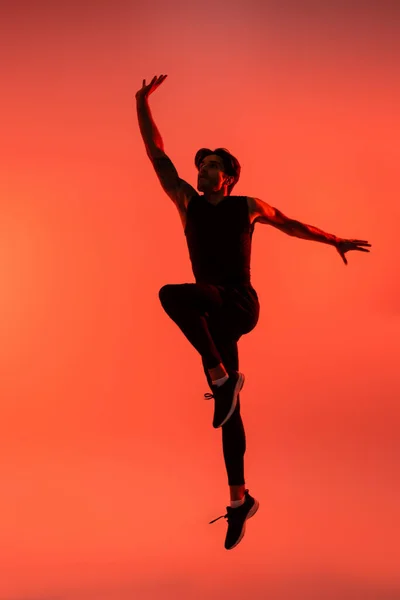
[{"left": 194, "top": 148, "right": 241, "bottom": 196}]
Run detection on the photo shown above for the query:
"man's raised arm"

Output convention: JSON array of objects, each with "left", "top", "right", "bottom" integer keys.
[
  {"left": 136, "top": 75, "right": 167, "bottom": 159},
  {"left": 135, "top": 75, "right": 196, "bottom": 206}
]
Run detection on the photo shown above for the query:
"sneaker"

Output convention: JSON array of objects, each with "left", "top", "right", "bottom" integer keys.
[
  {"left": 209, "top": 489, "right": 259, "bottom": 550},
  {"left": 204, "top": 371, "right": 245, "bottom": 428}
]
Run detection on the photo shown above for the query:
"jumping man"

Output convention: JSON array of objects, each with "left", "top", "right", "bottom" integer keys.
[{"left": 136, "top": 74, "right": 371, "bottom": 550}]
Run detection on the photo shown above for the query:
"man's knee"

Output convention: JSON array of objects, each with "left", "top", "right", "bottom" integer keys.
[
  {"left": 159, "top": 282, "right": 207, "bottom": 314},
  {"left": 158, "top": 283, "right": 186, "bottom": 310},
  {"left": 158, "top": 284, "right": 173, "bottom": 307}
]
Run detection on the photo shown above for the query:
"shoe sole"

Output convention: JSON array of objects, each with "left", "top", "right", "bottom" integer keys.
[
  {"left": 214, "top": 372, "right": 245, "bottom": 429},
  {"left": 226, "top": 498, "right": 259, "bottom": 550}
]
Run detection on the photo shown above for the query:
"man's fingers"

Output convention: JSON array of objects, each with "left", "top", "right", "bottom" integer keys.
[
  {"left": 147, "top": 74, "right": 167, "bottom": 92},
  {"left": 352, "top": 240, "right": 371, "bottom": 246},
  {"left": 337, "top": 247, "right": 348, "bottom": 264},
  {"left": 140, "top": 74, "right": 167, "bottom": 93},
  {"left": 144, "top": 76, "right": 156, "bottom": 89},
  {"left": 157, "top": 74, "right": 168, "bottom": 86}
]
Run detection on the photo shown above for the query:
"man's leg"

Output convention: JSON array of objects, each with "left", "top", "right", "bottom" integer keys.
[
  {"left": 203, "top": 286, "right": 260, "bottom": 504},
  {"left": 158, "top": 283, "right": 229, "bottom": 381},
  {"left": 203, "top": 322, "right": 262, "bottom": 552},
  {"left": 202, "top": 329, "right": 246, "bottom": 504}
]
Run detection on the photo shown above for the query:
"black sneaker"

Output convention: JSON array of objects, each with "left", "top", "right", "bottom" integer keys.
[
  {"left": 209, "top": 489, "right": 259, "bottom": 550},
  {"left": 204, "top": 371, "right": 245, "bottom": 428}
]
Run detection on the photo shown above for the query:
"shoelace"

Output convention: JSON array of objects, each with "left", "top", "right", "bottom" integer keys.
[
  {"left": 209, "top": 505, "right": 241, "bottom": 524},
  {"left": 209, "top": 511, "right": 229, "bottom": 524},
  {"left": 209, "top": 494, "right": 249, "bottom": 524}
]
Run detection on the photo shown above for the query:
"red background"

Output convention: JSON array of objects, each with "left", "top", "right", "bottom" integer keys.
[{"left": 1, "top": 1, "right": 399, "bottom": 598}]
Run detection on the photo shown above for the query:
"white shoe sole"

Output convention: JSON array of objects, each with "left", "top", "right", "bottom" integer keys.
[{"left": 215, "top": 372, "right": 245, "bottom": 428}]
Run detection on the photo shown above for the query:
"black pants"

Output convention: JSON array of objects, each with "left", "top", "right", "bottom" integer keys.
[{"left": 158, "top": 282, "right": 260, "bottom": 486}]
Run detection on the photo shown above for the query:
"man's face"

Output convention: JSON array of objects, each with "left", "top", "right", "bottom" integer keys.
[{"left": 197, "top": 154, "right": 229, "bottom": 193}]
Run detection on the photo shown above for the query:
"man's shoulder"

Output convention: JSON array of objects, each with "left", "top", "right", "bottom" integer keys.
[{"left": 246, "top": 196, "right": 263, "bottom": 216}]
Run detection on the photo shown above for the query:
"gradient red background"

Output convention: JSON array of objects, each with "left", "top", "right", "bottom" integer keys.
[{"left": 1, "top": 1, "right": 399, "bottom": 598}]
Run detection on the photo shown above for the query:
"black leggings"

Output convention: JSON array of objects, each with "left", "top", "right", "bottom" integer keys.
[{"left": 158, "top": 282, "right": 260, "bottom": 486}]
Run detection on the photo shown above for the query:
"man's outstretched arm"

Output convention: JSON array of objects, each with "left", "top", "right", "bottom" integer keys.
[
  {"left": 273, "top": 213, "right": 339, "bottom": 245},
  {"left": 248, "top": 196, "right": 371, "bottom": 264},
  {"left": 249, "top": 196, "right": 338, "bottom": 244}
]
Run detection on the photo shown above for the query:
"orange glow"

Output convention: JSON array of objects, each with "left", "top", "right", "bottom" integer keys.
[{"left": 0, "top": 2, "right": 399, "bottom": 598}]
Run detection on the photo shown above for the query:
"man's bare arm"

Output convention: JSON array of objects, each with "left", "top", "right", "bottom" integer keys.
[
  {"left": 136, "top": 89, "right": 165, "bottom": 159},
  {"left": 136, "top": 75, "right": 196, "bottom": 206},
  {"left": 249, "top": 196, "right": 371, "bottom": 264},
  {"left": 249, "top": 196, "right": 339, "bottom": 245},
  {"left": 277, "top": 215, "right": 339, "bottom": 245}
]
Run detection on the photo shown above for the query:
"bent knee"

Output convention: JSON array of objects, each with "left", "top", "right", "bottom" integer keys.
[
  {"left": 158, "top": 284, "right": 172, "bottom": 305},
  {"left": 158, "top": 283, "right": 185, "bottom": 308},
  {"left": 159, "top": 283, "right": 201, "bottom": 313}
]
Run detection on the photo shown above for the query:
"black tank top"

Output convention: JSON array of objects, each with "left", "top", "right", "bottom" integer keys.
[{"left": 184, "top": 194, "right": 254, "bottom": 285}]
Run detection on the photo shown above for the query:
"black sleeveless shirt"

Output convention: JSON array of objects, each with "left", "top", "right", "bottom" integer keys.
[{"left": 184, "top": 194, "right": 255, "bottom": 286}]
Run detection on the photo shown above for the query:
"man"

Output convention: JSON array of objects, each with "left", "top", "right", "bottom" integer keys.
[{"left": 136, "top": 74, "right": 371, "bottom": 550}]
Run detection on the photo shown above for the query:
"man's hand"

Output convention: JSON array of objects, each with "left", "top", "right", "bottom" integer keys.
[
  {"left": 135, "top": 74, "right": 168, "bottom": 101},
  {"left": 335, "top": 238, "right": 371, "bottom": 265}
]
